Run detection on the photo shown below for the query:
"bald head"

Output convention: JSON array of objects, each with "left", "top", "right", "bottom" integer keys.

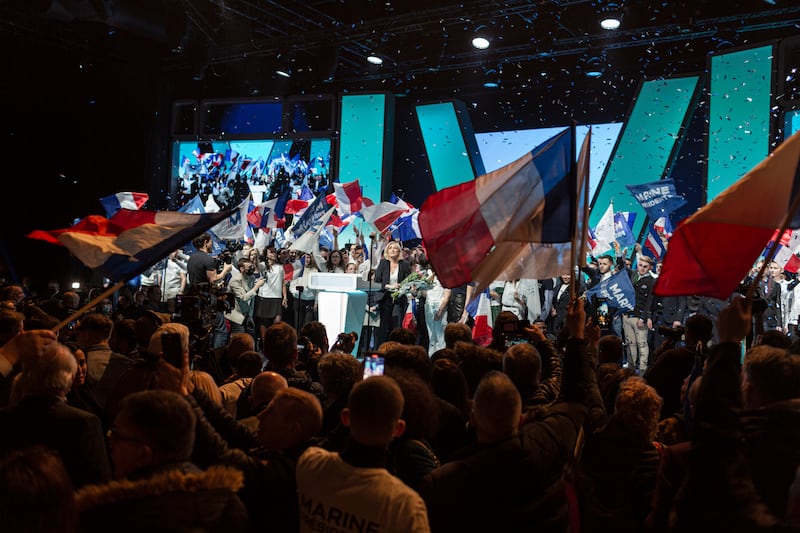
[{"left": 249, "top": 371, "right": 289, "bottom": 408}]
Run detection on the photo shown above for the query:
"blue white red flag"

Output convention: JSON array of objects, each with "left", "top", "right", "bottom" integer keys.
[
  {"left": 419, "top": 127, "right": 576, "bottom": 290},
  {"left": 614, "top": 211, "right": 637, "bottom": 248},
  {"left": 283, "top": 256, "right": 306, "bottom": 282},
  {"left": 360, "top": 201, "right": 407, "bottom": 234},
  {"left": 99, "top": 192, "right": 149, "bottom": 218},
  {"left": 28, "top": 209, "right": 231, "bottom": 282},
  {"left": 643, "top": 224, "right": 667, "bottom": 261},
  {"left": 656, "top": 130, "right": 800, "bottom": 298},
  {"left": 469, "top": 289, "right": 493, "bottom": 346},
  {"left": 333, "top": 180, "right": 364, "bottom": 216},
  {"left": 248, "top": 189, "right": 289, "bottom": 229},
  {"left": 402, "top": 298, "right": 418, "bottom": 333}
]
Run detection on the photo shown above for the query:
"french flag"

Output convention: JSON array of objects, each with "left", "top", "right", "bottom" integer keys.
[
  {"left": 360, "top": 201, "right": 407, "bottom": 234},
  {"left": 402, "top": 298, "right": 418, "bottom": 333},
  {"left": 248, "top": 189, "right": 289, "bottom": 229},
  {"left": 656, "top": 130, "right": 800, "bottom": 298},
  {"left": 28, "top": 208, "right": 231, "bottom": 283},
  {"left": 333, "top": 180, "right": 364, "bottom": 215},
  {"left": 99, "top": 192, "right": 149, "bottom": 218},
  {"left": 644, "top": 224, "right": 667, "bottom": 261},
  {"left": 283, "top": 256, "right": 306, "bottom": 282},
  {"left": 419, "top": 127, "right": 575, "bottom": 289},
  {"left": 469, "top": 290, "right": 493, "bottom": 347}
]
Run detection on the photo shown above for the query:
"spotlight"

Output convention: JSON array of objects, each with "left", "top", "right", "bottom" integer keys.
[
  {"left": 582, "top": 56, "right": 605, "bottom": 78},
  {"left": 472, "top": 25, "right": 491, "bottom": 50},
  {"left": 599, "top": 2, "right": 623, "bottom": 30},
  {"left": 366, "top": 53, "right": 383, "bottom": 65},
  {"left": 275, "top": 53, "right": 293, "bottom": 78},
  {"left": 483, "top": 68, "right": 501, "bottom": 88}
]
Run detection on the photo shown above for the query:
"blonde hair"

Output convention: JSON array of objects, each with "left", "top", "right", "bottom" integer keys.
[{"left": 383, "top": 241, "right": 402, "bottom": 260}]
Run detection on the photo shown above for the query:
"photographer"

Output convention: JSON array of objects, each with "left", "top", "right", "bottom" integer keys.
[
  {"left": 226, "top": 257, "right": 265, "bottom": 342},
  {"left": 186, "top": 233, "right": 234, "bottom": 350}
]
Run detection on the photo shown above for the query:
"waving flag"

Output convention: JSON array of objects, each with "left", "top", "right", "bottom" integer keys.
[
  {"left": 592, "top": 203, "right": 616, "bottom": 255},
  {"left": 469, "top": 289, "right": 493, "bottom": 346},
  {"left": 333, "top": 180, "right": 364, "bottom": 215},
  {"left": 178, "top": 195, "right": 206, "bottom": 214},
  {"left": 655, "top": 130, "right": 800, "bottom": 298},
  {"left": 28, "top": 209, "right": 231, "bottom": 282},
  {"left": 391, "top": 210, "right": 422, "bottom": 242},
  {"left": 643, "top": 224, "right": 667, "bottom": 261},
  {"left": 360, "top": 201, "right": 407, "bottom": 234},
  {"left": 613, "top": 211, "right": 637, "bottom": 248},
  {"left": 290, "top": 207, "right": 336, "bottom": 254},
  {"left": 99, "top": 192, "right": 149, "bottom": 218},
  {"left": 584, "top": 269, "right": 635, "bottom": 314},
  {"left": 653, "top": 216, "right": 674, "bottom": 238},
  {"left": 626, "top": 178, "right": 688, "bottom": 221},
  {"left": 283, "top": 256, "right": 306, "bottom": 281},
  {"left": 210, "top": 198, "right": 249, "bottom": 241},
  {"left": 419, "top": 127, "right": 575, "bottom": 289},
  {"left": 402, "top": 298, "right": 418, "bottom": 333},
  {"left": 248, "top": 188, "right": 289, "bottom": 229},
  {"left": 291, "top": 190, "right": 332, "bottom": 239}
]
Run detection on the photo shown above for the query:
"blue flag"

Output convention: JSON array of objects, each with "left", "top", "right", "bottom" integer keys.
[
  {"left": 625, "top": 178, "right": 687, "bottom": 220},
  {"left": 613, "top": 211, "right": 636, "bottom": 247},
  {"left": 291, "top": 190, "right": 332, "bottom": 239},
  {"left": 584, "top": 270, "right": 635, "bottom": 313}
]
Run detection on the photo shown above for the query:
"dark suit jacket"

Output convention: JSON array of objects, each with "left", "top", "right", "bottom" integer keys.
[
  {"left": 373, "top": 258, "right": 412, "bottom": 303},
  {"left": 0, "top": 394, "right": 111, "bottom": 488}
]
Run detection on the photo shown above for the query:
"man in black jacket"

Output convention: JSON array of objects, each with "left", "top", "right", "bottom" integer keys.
[{"left": 419, "top": 298, "right": 599, "bottom": 533}]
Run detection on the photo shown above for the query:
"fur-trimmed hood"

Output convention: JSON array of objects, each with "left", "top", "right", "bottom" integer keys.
[
  {"left": 75, "top": 464, "right": 248, "bottom": 533},
  {"left": 77, "top": 464, "right": 243, "bottom": 510}
]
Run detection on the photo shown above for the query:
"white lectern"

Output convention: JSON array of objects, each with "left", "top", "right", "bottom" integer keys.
[{"left": 308, "top": 273, "right": 377, "bottom": 355}]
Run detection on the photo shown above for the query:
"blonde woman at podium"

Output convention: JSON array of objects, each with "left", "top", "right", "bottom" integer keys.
[{"left": 374, "top": 241, "right": 412, "bottom": 345}]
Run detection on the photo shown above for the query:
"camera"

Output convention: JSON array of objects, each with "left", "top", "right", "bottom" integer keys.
[
  {"left": 501, "top": 319, "right": 530, "bottom": 348},
  {"left": 657, "top": 325, "right": 685, "bottom": 340},
  {"left": 331, "top": 331, "right": 359, "bottom": 353}
]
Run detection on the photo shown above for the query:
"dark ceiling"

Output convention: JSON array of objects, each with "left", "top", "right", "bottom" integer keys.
[{"left": 4, "top": 0, "right": 800, "bottom": 128}]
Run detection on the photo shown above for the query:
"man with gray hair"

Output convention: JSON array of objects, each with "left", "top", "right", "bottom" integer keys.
[{"left": 0, "top": 341, "right": 110, "bottom": 488}]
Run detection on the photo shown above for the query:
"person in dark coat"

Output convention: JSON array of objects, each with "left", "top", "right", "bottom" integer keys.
[
  {"left": 419, "top": 299, "right": 598, "bottom": 533},
  {"left": 0, "top": 341, "right": 111, "bottom": 489},
  {"left": 76, "top": 390, "right": 248, "bottom": 533},
  {"left": 373, "top": 240, "right": 412, "bottom": 346}
]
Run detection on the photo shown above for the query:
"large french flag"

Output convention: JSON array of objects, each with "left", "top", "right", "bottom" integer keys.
[
  {"left": 248, "top": 188, "right": 289, "bottom": 229},
  {"left": 99, "top": 192, "right": 149, "bottom": 218},
  {"left": 419, "top": 127, "right": 576, "bottom": 290},
  {"left": 28, "top": 208, "right": 231, "bottom": 283},
  {"left": 655, "top": 130, "right": 800, "bottom": 298}
]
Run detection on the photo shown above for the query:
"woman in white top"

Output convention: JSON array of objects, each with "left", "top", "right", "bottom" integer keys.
[
  {"left": 254, "top": 247, "right": 287, "bottom": 345},
  {"left": 419, "top": 255, "right": 447, "bottom": 355}
]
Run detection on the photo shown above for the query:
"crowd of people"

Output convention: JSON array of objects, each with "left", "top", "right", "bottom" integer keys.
[{"left": 0, "top": 227, "right": 799, "bottom": 532}]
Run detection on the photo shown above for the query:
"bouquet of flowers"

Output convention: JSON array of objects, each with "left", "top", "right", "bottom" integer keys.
[{"left": 391, "top": 271, "right": 434, "bottom": 301}]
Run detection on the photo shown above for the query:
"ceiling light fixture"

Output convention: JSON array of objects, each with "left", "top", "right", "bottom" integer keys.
[
  {"left": 599, "top": 2, "right": 623, "bottom": 30},
  {"left": 275, "top": 53, "right": 293, "bottom": 78},
  {"left": 366, "top": 53, "right": 383, "bottom": 65},
  {"left": 483, "top": 68, "right": 501, "bottom": 88},
  {"left": 472, "top": 25, "right": 491, "bottom": 50}
]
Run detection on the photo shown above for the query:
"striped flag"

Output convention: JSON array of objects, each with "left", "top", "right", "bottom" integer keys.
[{"left": 99, "top": 192, "right": 149, "bottom": 218}]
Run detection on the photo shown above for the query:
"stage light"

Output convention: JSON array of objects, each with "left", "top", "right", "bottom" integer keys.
[
  {"left": 599, "top": 2, "right": 623, "bottom": 30},
  {"left": 275, "top": 53, "right": 293, "bottom": 78},
  {"left": 581, "top": 54, "right": 606, "bottom": 78},
  {"left": 71, "top": 281, "right": 81, "bottom": 290},
  {"left": 367, "top": 53, "right": 383, "bottom": 65},
  {"left": 472, "top": 25, "right": 491, "bottom": 50},
  {"left": 483, "top": 68, "right": 501, "bottom": 88}
]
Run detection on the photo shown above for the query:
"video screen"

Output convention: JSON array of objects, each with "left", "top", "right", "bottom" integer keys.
[{"left": 170, "top": 138, "right": 332, "bottom": 210}]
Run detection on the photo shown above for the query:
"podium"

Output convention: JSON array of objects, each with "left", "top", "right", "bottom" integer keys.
[{"left": 308, "top": 273, "right": 379, "bottom": 355}]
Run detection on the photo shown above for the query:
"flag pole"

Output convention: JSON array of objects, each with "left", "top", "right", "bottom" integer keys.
[
  {"left": 745, "top": 192, "right": 800, "bottom": 301},
  {"left": 569, "top": 120, "right": 579, "bottom": 301},
  {"left": 52, "top": 280, "right": 126, "bottom": 333}
]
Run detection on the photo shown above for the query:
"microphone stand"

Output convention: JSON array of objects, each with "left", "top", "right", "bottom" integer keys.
[
  {"left": 296, "top": 285, "right": 304, "bottom": 331},
  {"left": 365, "top": 233, "right": 377, "bottom": 354}
]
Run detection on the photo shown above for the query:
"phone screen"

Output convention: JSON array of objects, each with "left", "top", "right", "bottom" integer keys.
[{"left": 363, "top": 354, "right": 385, "bottom": 379}]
